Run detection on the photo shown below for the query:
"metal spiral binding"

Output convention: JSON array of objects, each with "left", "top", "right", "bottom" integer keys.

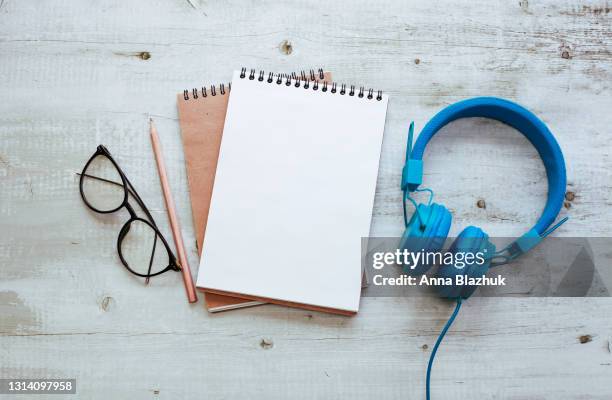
[
  {"left": 184, "top": 68, "right": 383, "bottom": 101},
  {"left": 183, "top": 82, "right": 231, "bottom": 100},
  {"left": 238, "top": 68, "right": 325, "bottom": 82},
  {"left": 238, "top": 67, "right": 383, "bottom": 101}
]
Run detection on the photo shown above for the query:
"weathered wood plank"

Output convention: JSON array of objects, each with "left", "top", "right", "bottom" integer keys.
[{"left": 0, "top": 0, "right": 611, "bottom": 398}]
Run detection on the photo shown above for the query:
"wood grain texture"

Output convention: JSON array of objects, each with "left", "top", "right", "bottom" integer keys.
[{"left": 0, "top": 0, "right": 611, "bottom": 398}]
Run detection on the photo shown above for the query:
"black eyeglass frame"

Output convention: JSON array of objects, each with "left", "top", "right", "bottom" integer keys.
[{"left": 79, "top": 145, "right": 181, "bottom": 278}]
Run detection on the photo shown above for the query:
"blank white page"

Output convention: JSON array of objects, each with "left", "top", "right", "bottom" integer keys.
[{"left": 197, "top": 70, "right": 388, "bottom": 313}]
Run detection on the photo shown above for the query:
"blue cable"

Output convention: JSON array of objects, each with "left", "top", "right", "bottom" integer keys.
[
  {"left": 403, "top": 188, "right": 435, "bottom": 228},
  {"left": 426, "top": 298, "right": 463, "bottom": 400}
]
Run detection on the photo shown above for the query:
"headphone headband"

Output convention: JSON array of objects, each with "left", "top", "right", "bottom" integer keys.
[{"left": 403, "top": 97, "right": 566, "bottom": 240}]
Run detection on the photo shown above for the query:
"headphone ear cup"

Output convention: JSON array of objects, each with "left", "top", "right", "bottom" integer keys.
[
  {"left": 436, "top": 226, "right": 495, "bottom": 299},
  {"left": 399, "top": 203, "right": 452, "bottom": 275}
]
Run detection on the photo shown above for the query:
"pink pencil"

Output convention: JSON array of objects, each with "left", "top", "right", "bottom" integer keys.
[{"left": 149, "top": 119, "right": 198, "bottom": 303}]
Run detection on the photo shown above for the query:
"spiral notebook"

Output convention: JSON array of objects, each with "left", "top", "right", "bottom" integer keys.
[
  {"left": 177, "top": 69, "right": 331, "bottom": 312},
  {"left": 197, "top": 69, "right": 389, "bottom": 315}
]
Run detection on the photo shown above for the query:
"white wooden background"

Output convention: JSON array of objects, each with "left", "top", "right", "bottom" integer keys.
[{"left": 1, "top": 0, "right": 611, "bottom": 398}]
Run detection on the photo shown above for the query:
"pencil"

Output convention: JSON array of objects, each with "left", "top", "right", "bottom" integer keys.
[{"left": 149, "top": 118, "right": 198, "bottom": 303}]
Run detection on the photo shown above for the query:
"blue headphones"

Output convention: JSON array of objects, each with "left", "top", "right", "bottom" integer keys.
[
  {"left": 400, "top": 97, "right": 568, "bottom": 298},
  {"left": 400, "top": 97, "right": 568, "bottom": 400}
]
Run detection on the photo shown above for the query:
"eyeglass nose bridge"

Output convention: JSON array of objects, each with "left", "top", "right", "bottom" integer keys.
[{"left": 124, "top": 202, "right": 138, "bottom": 219}]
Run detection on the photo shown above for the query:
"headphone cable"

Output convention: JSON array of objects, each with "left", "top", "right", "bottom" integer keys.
[{"left": 426, "top": 297, "right": 463, "bottom": 400}]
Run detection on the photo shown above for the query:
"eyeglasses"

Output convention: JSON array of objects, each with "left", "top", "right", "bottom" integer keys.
[{"left": 79, "top": 145, "right": 181, "bottom": 280}]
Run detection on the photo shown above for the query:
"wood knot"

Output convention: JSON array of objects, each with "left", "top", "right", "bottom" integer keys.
[
  {"left": 100, "top": 296, "right": 114, "bottom": 312},
  {"left": 578, "top": 334, "right": 592, "bottom": 344},
  {"left": 422, "top": 344, "right": 428, "bottom": 350},
  {"left": 260, "top": 338, "right": 274, "bottom": 349},
  {"left": 414, "top": 58, "right": 421, "bottom": 65},
  {"left": 279, "top": 40, "right": 293, "bottom": 55},
  {"left": 564, "top": 191, "right": 575, "bottom": 208},
  {"left": 476, "top": 199, "right": 486, "bottom": 209},
  {"left": 139, "top": 51, "right": 151, "bottom": 60},
  {"left": 559, "top": 45, "right": 572, "bottom": 60}
]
